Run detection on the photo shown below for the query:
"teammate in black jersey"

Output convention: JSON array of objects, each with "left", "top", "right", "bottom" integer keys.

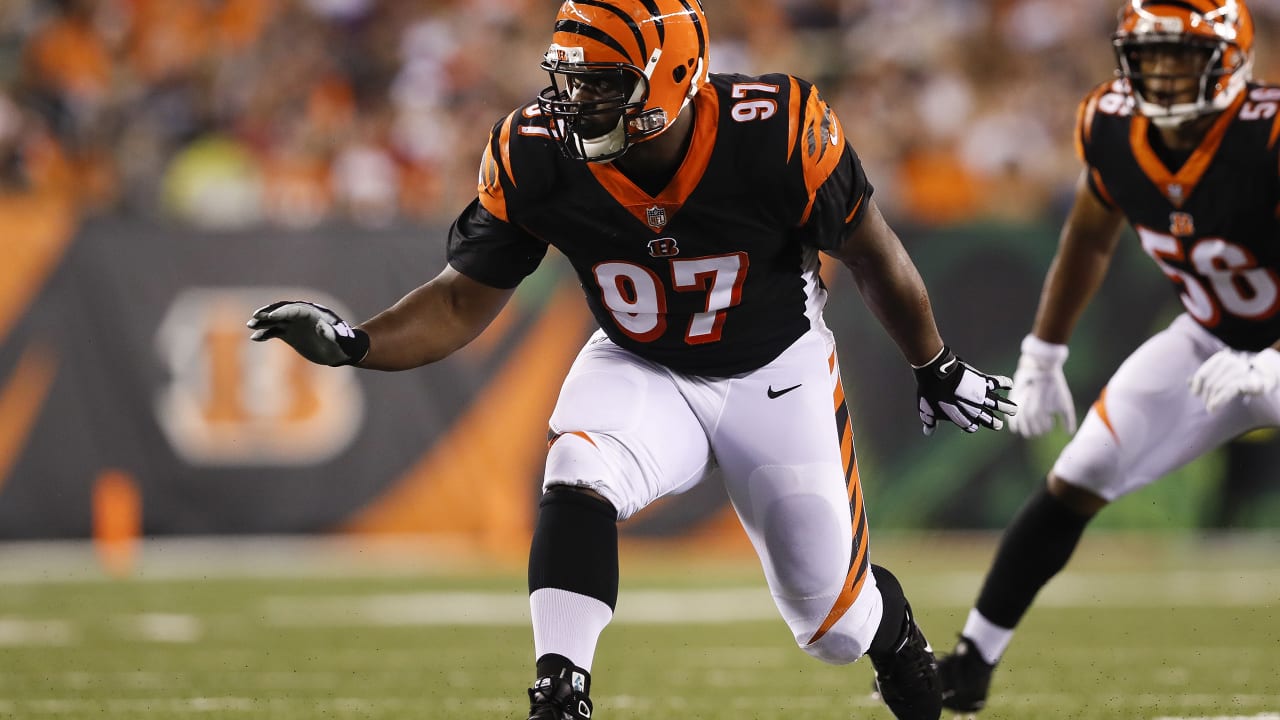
[
  {"left": 937, "top": 0, "right": 1280, "bottom": 712},
  {"left": 247, "top": 2, "right": 1015, "bottom": 719}
]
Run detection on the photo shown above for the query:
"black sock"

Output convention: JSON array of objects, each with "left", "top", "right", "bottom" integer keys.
[
  {"left": 974, "top": 484, "right": 1092, "bottom": 629},
  {"left": 528, "top": 486, "right": 619, "bottom": 610},
  {"left": 868, "top": 563, "right": 909, "bottom": 657}
]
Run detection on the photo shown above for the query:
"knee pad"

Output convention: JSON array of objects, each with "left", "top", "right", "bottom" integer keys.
[{"left": 545, "top": 431, "right": 624, "bottom": 508}]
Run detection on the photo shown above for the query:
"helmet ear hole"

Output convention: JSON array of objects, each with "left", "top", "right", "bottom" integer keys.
[{"left": 672, "top": 65, "right": 687, "bottom": 83}]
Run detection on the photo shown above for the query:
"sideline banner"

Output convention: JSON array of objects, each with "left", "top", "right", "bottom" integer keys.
[{"left": 0, "top": 215, "right": 1274, "bottom": 542}]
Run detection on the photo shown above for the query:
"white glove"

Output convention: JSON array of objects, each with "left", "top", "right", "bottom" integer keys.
[
  {"left": 246, "top": 300, "right": 369, "bottom": 367},
  {"left": 1007, "top": 334, "right": 1076, "bottom": 437},
  {"left": 1189, "top": 347, "right": 1280, "bottom": 413}
]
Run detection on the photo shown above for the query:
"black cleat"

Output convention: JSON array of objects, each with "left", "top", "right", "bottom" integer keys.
[
  {"left": 870, "top": 603, "right": 942, "bottom": 720},
  {"left": 937, "top": 636, "right": 994, "bottom": 712},
  {"left": 527, "top": 669, "right": 594, "bottom": 720}
]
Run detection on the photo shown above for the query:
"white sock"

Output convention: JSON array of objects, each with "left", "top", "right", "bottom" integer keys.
[
  {"left": 530, "top": 588, "right": 614, "bottom": 672},
  {"left": 961, "top": 608, "right": 1014, "bottom": 665}
]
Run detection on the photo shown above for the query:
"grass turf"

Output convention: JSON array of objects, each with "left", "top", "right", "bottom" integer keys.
[{"left": 0, "top": 532, "right": 1276, "bottom": 720}]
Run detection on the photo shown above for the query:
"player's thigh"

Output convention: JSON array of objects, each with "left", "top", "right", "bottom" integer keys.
[
  {"left": 545, "top": 332, "right": 711, "bottom": 520},
  {"left": 713, "top": 329, "right": 855, "bottom": 600},
  {"left": 1054, "top": 316, "right": 1256, "bottom": 499}
]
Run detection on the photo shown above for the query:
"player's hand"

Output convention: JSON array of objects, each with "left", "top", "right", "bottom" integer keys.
[
  {"left": 1007, "top": 334, "right": 1076, "bottom": 437},
  {"left": 914, "top": 346, "right": 1016, "bottom": 436},
  {"left": 1190, "top": 346, "right": 1280, "bottom": 413},
  {"left": 246, "top": 300, "right": 370, "bottom": 367}
]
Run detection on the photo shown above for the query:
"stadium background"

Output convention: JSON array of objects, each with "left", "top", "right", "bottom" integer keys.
[{"left": 1, "top": 0, "right": 1279, "bottom": 552}]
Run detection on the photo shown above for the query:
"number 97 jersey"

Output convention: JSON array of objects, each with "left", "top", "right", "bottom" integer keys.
[
  {"left": 447, "top": 72, "right": 871, "bottom": 377},
  {"left": 1077, "top": 79, "right": 1280, "bottom": 351}
]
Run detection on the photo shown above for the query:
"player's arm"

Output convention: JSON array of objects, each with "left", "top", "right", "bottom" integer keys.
[
  {"left": 245, "top": 264, "right": 515, "bottom": 371},
  {"left": 1006, "top": 169, "right": 1125, "bottom": 436},
  {"left": 356, "top": 267, "right": 514, "bottom": 370},
  {"left": 248, "top": 200, "right": 541, "bottom": 370},
  {"left": 831, "top": 197, "right": 1015, "bottom": 435},
  {"left": 1028, "top": 170, "right": 1126, "bottom": 344},
  {"left": 831, "top": 197, "right": 943, "bottom": 367}
]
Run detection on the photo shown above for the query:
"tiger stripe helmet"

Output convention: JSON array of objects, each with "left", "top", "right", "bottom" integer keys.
[
  {"left": 1112, "top": 0, "right": 1254, "bottom": 127},
  {"left": 538, "top": 0, "right": 710, "bottom": 162}
]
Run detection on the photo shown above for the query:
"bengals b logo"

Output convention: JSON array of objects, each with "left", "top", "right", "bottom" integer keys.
[
  {"left": 648, "top": 237, "right": 680, "bottom": 258},
  {"left": 154, "top": 288, "right": 364, "bottom": 466},
  {"left": 1169, "top": 211, "right": 1195, "bottom": 237}
]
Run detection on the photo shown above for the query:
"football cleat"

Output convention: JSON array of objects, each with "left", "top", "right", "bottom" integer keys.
[
  {"left": 937, "top": 636, "right": 995, "bottom": 712},
  {"left": 869, "top": 603, "right": 942, "bottom": 720},
  {"left": 527, "top": 669, "right": 594, "bottom": 720}
]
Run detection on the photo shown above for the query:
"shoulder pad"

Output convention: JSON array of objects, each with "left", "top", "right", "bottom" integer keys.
[
  {"left": 477, "top": 103, "right": 559, "bottom": 222},
  {"left": 1075, "top": 80, "right": 1130, "bottom": 163}
]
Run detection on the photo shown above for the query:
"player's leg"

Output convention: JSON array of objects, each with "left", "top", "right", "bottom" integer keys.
[
  {"left": 941, "top": 315, "right": 1263, "bottom": 711},
  {"left": 527, "top": 331, "right": 713, "bottom": 720},
  {"left": 707, "top": 328, "right": 940, "bottom": 720}
]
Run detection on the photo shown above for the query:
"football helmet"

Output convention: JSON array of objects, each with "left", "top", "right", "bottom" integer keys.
[
  {"left": 538, "top": 0, "right": 709, "bottom": 162},
  {"left": 1113, "top": 0, "right": 1254, "bottom": 127}
]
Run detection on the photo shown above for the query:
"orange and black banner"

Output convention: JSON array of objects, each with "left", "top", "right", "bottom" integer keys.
[
  {"left": 1, "top": 211, "right": 1276, "bottom": 542},
  {"left": 0, "top": 213, "right": 751, "bottom": 547}
]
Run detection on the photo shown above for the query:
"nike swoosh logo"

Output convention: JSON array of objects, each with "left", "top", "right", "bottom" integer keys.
[
  {"left": 938, "top": 358, "right": 957, "bottom": 374},
  {"left": 767, "top": 383, "right": 802, "bottom": 399}
]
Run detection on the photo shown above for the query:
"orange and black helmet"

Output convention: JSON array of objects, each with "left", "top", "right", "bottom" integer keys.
[
  {"left": 1113, "top": 0, "right": 1254, "bottom": 126},
  {"left": 537, "top": 0, "right": 710, "bottom": 162}
]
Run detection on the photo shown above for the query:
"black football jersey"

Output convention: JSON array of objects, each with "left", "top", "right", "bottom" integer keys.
[
  {"left": 447, "top": 73, "right": 871, "bottom": 376},
  {"left": 1077, "top": 79, "right": 1280, "bottom": 352}
]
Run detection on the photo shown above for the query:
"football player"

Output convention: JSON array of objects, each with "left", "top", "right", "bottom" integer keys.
[
  {"left": 247, "top": 2, "right": 1014, "bottom": 719},
  {"left": 937, "top": 0, "right": 1280, "bottom": 712}
]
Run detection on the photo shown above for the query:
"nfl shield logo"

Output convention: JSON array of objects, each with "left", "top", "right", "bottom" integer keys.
[{"left": 645, "top": 205, "right": 667, "bottom": 230}]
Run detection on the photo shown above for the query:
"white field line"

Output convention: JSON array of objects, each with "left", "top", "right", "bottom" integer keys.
[
  {"left": 116, "top": 613, "right": 204, "bottom": 643},
  {"left": 2, "top": 696, "right": 1275, "bottom": 715},
  {"left": 0, "top": 618, "right": 74, "bottom": 646},
  {"left": 261, "top": 570, "right": 1280, "bottom": 627},
  {"left": 1153, "top": 715, "right": 1280, "bottom": 720}
]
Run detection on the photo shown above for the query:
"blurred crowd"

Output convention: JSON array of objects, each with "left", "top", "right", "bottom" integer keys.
[{"left": 2, "top": 0, "right": 1279, "bottom": 229}]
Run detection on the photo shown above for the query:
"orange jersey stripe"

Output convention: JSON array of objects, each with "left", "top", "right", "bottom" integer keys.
[
  {"left": 477, "top": 110, "right": 521, "bottom": 222},
  {"left": 588, "top": 86, "right": 720, "bottom": 231},
  {"left": 797, "top": 87, "right": 846, "bottom": 225},
  {"left": 1089, "top": 167, "right": 1117, "bottom": 207},
  {"left": 1128, "top": 92, "right": 1244, "bottom": 208},
  {"left": 1075, "top": 89, "right": 1101, "bottom": 162},
  {"left": 786, "top": 76, "right": 803, "bottom": 164}
]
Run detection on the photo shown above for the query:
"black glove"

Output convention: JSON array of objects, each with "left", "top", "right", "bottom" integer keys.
[
  {"left": 246, "top": 300, "right": 370, "bottom": 367},
  {"left": 913, "top": 346, "right": 1016, "bottom": 436}
]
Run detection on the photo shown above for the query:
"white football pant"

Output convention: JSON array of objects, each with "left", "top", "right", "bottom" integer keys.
[
  {"left": 1055, "top": 313, "right": 1280, "bottom": 499},
  {"left": 544, "top": 324, "right": 881, "bottom": 664}
]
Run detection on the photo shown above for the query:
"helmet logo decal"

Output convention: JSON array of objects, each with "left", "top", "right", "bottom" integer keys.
[
  {"left": 648, "top": 237, "right": 680, "bottom": 258},
  {"left": 645, "top": 205, "right": 668, "bottom": 230},
  {"left": 1136, "top": 16, "right": 1183, "bottom": 33}
]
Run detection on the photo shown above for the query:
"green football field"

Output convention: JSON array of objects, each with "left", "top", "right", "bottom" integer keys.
[{"left": 0, "top": 532, "right": 1276, "bottom": 720}]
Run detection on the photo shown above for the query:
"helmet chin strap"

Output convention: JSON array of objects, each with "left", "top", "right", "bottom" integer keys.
[
  {"left": 1150, "top": 113, "right": 1193, "bottom": 128},
  {"left": 579, "top": 118, "right": 627, "bottom": 162},
  {"left": 1147, "top": 103, "right": 1201, "bottom": 127},
  {"left": 576, "top": 54, "right": 706, "bottom": 162}
]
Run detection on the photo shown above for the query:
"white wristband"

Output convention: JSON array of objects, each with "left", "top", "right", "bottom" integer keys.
[{"left": 1020, "top": 334, "right": 1069, "bottom": 364}]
